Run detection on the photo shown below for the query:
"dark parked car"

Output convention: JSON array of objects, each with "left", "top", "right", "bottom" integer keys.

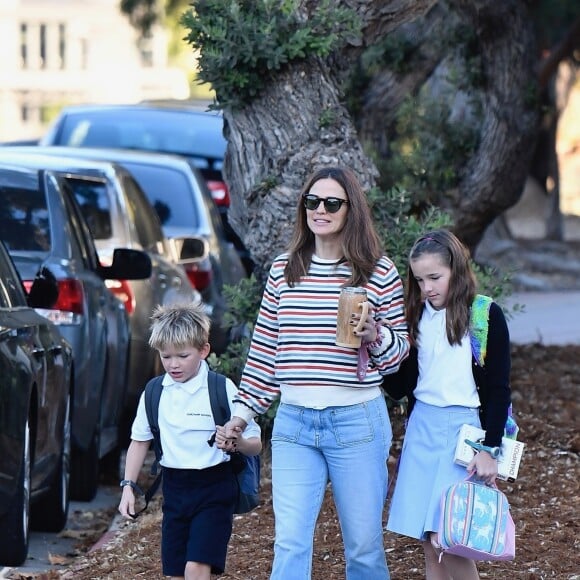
[
  {"left": 39, "top": 101, "right": 254, "bottom": 274},
  {"left": 0, "top": 240, "right": 73, "bottom": 566},
  {"left": 0, "top": 163, "right": 151, "bottom": 501},
  {"left": 11, "top": 146, "right": 248, "bottom": 356},
  {"left": 0, "top": 149, "right": 203, "bottom": 438}
]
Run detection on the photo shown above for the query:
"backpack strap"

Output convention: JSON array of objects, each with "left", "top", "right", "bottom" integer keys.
[
  {"left": 131, "top": 374, "right": 164, "bottom": 516},
  {"left": 144, "top": 375, "right": 164, "bottom": 472},
  {"left": 469, "top": 295, "right": 519, "bottom": 440},
  {"left": 469, "top": 294, "right": 493, "bottom": 367},
  {"left": 207, "top": 370, "right": 230, "bottom": 426}
]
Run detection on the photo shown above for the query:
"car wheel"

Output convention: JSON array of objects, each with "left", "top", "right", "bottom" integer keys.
[
  {"left": 0, "top": 419, "right": 31, "bottom": 566},
  {"left": 70, "top": 423, "right": 100, "bottom": 502},
  {"left": 31, "top": 393, "right": 71, "bottom": 532}
]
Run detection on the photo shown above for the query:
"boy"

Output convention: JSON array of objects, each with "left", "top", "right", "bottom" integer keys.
[{"left": 118, "top": 302, "right": 262, "bottom": 579}]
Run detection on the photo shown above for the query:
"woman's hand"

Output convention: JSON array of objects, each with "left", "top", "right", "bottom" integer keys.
[
  {"left": 467, "top": 451, "right": 498, "bottom": 485},
  {"left": 351, "top": 307, "right": 379, "bottom": 343},
  {"left": 215, "top": 424, "right": 240, "bottom": 452},
  {"left": 223, "top": 416, "right": 247, "bottom": 437}
]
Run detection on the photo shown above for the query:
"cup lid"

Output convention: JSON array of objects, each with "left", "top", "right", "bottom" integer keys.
[{"left": 342, "top": 287, "right": 366, "bottom": 294}]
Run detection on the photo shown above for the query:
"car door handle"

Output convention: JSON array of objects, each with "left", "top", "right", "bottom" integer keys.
[
  {"left": 158, "top": 273, "right": 168, "bottom": 287},
  {"left": 32, "top": 347, "right": 45, "bottom": 358},
  {"left": 49, "top": 345, "right": 62, "bottom": 354}
]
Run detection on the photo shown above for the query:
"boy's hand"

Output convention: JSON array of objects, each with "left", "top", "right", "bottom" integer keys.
[{"left": 118, "top": 486, "right": 137, "bottom": 520}]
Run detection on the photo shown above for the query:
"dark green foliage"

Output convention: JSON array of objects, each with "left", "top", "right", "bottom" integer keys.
[
  {"left": 530, "top": 0, "right": 580, "bottom": 50},
  {"left": 368, "top": 185, "right": 514, "bottom": 303},
  {"left": 379, "top": 94, "right": 481, "bottom": 205},
  {"left": 207, "top": 275, "right": 262, "bottom": 383},
  {"left": 180, "top": 0, "right": 361, "bottom": 109},
  {"left": 367, "top": 186, "right": 452, "bottom": 275}
]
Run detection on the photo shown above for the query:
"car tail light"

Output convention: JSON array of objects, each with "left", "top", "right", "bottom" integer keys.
[
  {"left": 54, "top": 279, "right": 85, "bottom": 314},
  {"left": 207, "top": 180, "right": 231, "bottom": 208},
  {"left": 24, "top": 278, "right": 85, "bottom": 324},
  {"left": 182, "top": 262, "right": 212, "bottom": 292},
  {"left": 105, "top": 279, "right": 136, "bottom": 315}
]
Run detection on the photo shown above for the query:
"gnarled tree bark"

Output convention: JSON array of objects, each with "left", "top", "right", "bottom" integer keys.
[{"left": 222, "top": 0, "right": 538, "bottom": 272}]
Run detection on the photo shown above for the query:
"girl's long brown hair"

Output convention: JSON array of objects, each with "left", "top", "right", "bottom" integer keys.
[
  {"left": 406, "top": 229, "right": 477, "bottom": 346},
  {"left": 284, "top": 167, "right": 383, "bottom": 287}
]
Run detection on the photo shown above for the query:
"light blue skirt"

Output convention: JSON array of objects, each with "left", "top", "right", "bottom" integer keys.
[{"left": 386, "top": 400, "right": 480, "bottom": 541}]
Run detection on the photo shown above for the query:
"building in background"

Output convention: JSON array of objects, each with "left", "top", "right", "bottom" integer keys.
[{"left": 0, "top": 0, "right": 190, "bottom": 141}]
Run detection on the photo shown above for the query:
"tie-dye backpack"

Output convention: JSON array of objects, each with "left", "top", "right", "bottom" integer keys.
[
  {"left": 437, "top": 476, "right": 516, "bottom": 561},
  {"left": 470, "top": 294, "right": 519, "bottom": 440}
]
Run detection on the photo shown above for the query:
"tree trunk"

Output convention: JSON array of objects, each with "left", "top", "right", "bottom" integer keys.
[
  {"left": 358, "top": 0, "right": 539, "bottom": 252},
  {"left": 452, "top": 0, "right": 539, "bottom": 250},
  {"left": 222, "top": 0, "right": 435, "bottom": 277}
]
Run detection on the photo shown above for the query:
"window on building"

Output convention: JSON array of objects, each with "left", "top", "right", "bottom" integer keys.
[
  {"left": 20, "top": 23, "right": 28, "bottom": 69},
  {"left": 81, "top": 38, "right": 88, "bottom": 69},
  {"left": 58, "top": 23, "right": 66, "bottom": 69},
  {"left": 138, "top": 35, "right": 154, "bottom": 68},
  {"left": 39, "top": 24, "right": 47, "bottom": 69}
]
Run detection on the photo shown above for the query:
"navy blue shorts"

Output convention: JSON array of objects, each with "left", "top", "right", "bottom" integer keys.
[{"left": 161, "top": 462, "right": 237, "bottom": 576}]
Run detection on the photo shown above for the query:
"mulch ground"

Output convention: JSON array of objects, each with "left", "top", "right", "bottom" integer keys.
[{"left": 11, "top": 344, "right": 580, "bottom": 580}]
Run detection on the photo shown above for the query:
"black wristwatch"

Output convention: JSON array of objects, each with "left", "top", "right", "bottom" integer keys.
[
  {"left": 120, "top": 479, "right": 143, "bottom": 494},
  {"left": 465, "top": 439, "right": 501, "bottom": 459}
]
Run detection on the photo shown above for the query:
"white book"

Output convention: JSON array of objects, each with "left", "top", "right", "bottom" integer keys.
[{"left": 454, "top": 424, "right": 525, "bottom": 482}]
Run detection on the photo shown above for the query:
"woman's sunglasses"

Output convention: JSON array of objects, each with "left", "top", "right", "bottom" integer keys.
[{"left": 303, "top": 194, "right": 349, "bottom": 213}]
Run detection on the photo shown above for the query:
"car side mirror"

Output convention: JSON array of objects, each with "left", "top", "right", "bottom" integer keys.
[
  {"left": 27, "top": 267, "right": 59, "bottom": 309},
  {"left": 99, "top": 248, "right": 152, "bottom": 280},
  {"left": 169, "top": 236, "right": 209, "bottom": 264}
]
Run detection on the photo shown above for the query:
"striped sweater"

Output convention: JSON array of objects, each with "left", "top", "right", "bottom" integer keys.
[{"left": 234, "top": 253, "right": 410, "bottom": 417}]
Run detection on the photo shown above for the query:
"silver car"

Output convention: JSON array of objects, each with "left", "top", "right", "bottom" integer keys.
[
  {"left": 0, "top": 150, "right": 203, "bottom": 438},
  {"left": 11, "top": 146, "right": 248, "bottom": 355},
  {"left": 0, "top": 162, "right": 151, "bottom": 501}
]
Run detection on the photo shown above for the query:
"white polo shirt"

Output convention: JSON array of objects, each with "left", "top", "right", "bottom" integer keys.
[
  {"left": 131, "top": 361, "right": 261, "bottom": 470},
  {"left": 413, "top": 301, "right": 480, "bottom": 409}
]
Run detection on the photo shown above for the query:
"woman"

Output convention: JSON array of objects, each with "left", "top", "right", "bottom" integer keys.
[{"left": 224, "top": 166, "right": 409, "bottom": 579}]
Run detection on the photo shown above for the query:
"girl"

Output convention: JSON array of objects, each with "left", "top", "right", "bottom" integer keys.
[
  {"left": 224, "top": 166, "right": 410, "bottom": 579},
  {"left": 385, "top": 229, "right": 511, "bottom": 580}
]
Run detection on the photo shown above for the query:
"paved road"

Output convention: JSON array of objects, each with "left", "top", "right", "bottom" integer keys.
[
  {"left": 506, "top": 291, "right": 580, "bottom": 345},
  {"left": 0, "top": 485, "right": 120, "bottom": 578}
]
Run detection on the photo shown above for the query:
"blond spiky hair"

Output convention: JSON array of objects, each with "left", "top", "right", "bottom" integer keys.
[{"left": 148, "top": 302, "right": 210, "bottom": 351}]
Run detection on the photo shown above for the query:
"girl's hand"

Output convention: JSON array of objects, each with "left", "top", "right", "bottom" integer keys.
[{"left": 467, "top": 451, "right": 498, "bottom": 485}]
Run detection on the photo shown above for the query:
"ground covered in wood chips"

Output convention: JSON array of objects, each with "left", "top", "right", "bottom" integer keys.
[{"left": 12, "top": 344, "right": 580, "bottom": 580}]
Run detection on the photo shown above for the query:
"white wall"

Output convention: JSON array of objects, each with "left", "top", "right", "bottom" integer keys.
[{"left": 0, "top": 0, "right": 189, "bottom": 141}]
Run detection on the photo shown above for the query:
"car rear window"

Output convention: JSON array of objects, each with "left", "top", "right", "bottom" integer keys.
[
  {"left": 117, "top": 162, "right": 202, "bottom": 229},
  {"left": 65, "top": 177, "right": 112, "bottom": 240},
  {"left": 56, "top": 108, "right": 226, "bottom": 164},
  {"left": 0, "top": 175, "right": 52, "bottom": 252}
]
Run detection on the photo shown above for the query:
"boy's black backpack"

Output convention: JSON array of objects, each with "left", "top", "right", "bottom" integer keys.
[{"left": 143, "top": 370, "right": 260, "bottom": 514}]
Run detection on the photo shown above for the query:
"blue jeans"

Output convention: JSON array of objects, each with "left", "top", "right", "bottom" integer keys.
[{"left": 270, "top": 395, "right": 392, "bottom": 580}]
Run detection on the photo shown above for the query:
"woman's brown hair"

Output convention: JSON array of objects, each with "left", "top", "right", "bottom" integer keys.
[
  {"left": 284, "top": 167, "right": 383, "bottom": 287},
  {"left": 406, "top": 229, "right": 477, "bottom": 346}
]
